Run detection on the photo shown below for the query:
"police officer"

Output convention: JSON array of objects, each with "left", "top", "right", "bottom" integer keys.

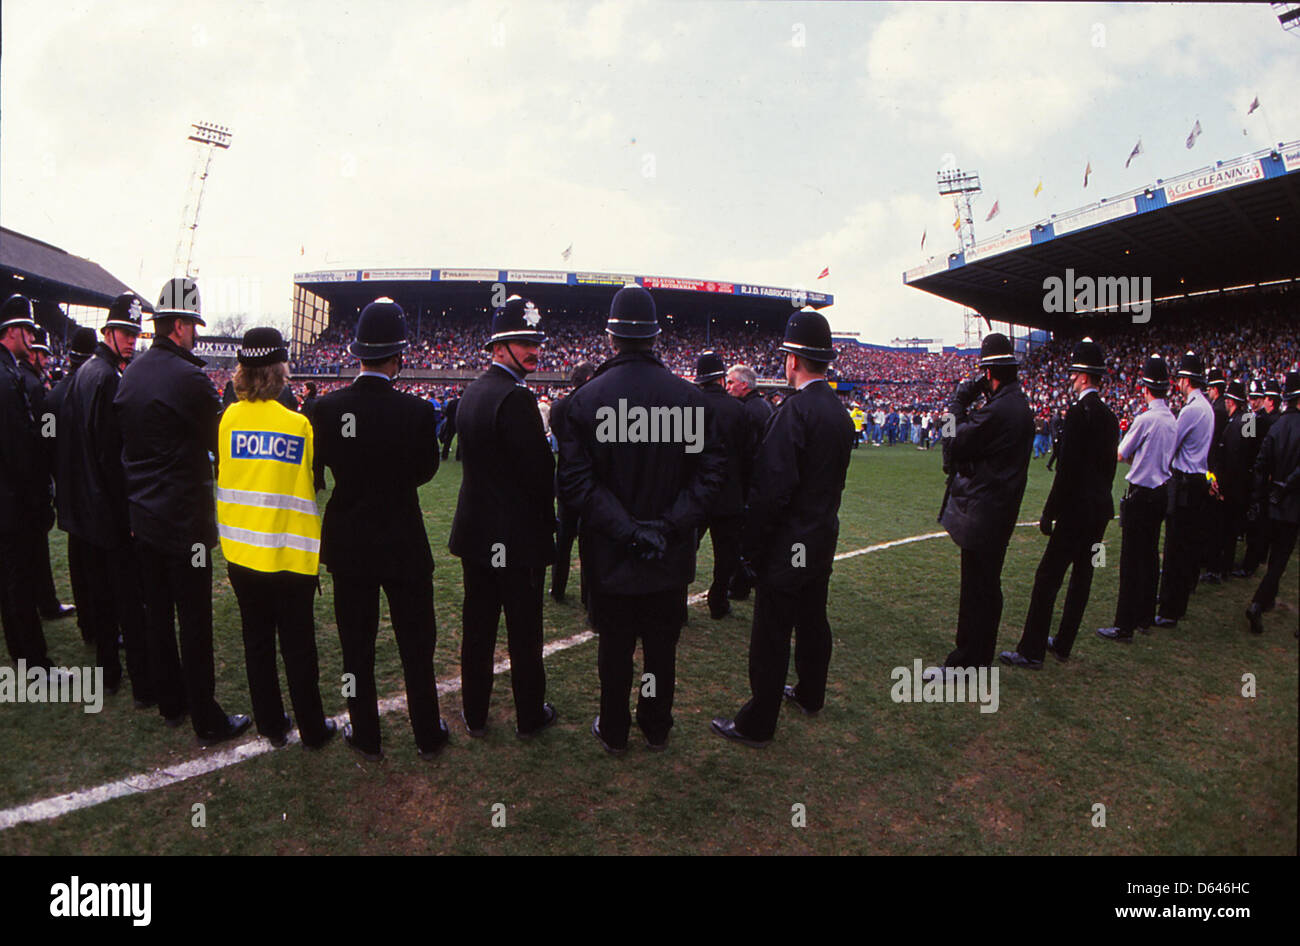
[
  {"left": 57, "top": 295, "right": 155, "bottom": 704},
  {"left": 114, "top": 278, "right": 250, "bottom": 744},
  {"left": 48, "top": 326, "right": 96, "bottom": 645},
  {"left": 1238, "top": 377, "right": 1282, "bottom": 577},
  {"left": 449, "top": 295, "right": 558, "bottom": 739},
  {"left": 1153, "top": 351, "right": 1215, "bottom": 628},
  {"left": 712, "top": 308, "right": 854, "bottom": 747},
  {"left": 0, "top": 294, "right": 54, "bottom": 668},
  {"left": 549, "top": 361, "right": 595, "bottom": 603},
  {"left": 1200, "top": 367, "right": 1229, "bottom": 583},
  {"left": 694, "top": 350, "right": 753, "bottom": 620},
  {"left": 929, "top": 332, "right": 1034, "bottom": 671},
  {"left": 725, "top": 363, "right": 772, "bottom": 602},
  {"left": 1001, "top": 338, "right": 1118, "bottom": 667},
  {"left": 558, "top": 285, "right": 725, "bottom": 754},
  {"left": 1215, "top": 380, "right": 1254, "bottom": 579},
  {"left": 1098, "top": 355, "right": 1177, "bottom": 642},
  {"left": 1245, "top": 371, "right": 1300, "bottom": 635},
  {"left": 312, "top": 298, "right": 448, "bottom": 761}
]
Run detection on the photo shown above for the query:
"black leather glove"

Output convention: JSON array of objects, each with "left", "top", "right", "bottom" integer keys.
[
  {"left": 630, "top": 521, "right": 668, "bottom": 560},
  {"left": 1039, "top": 516, "right": 1053, "bottom": 537},
  {"left": 954, "top": 377, "right": 984, "bottom": 408}
]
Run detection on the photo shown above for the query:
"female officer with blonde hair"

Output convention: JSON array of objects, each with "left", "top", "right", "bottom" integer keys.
[{"left": 217, "top": 327, "right": 335, "bottom": 749}]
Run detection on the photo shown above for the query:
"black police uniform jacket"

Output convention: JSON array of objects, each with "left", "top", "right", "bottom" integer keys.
[
  {"left": 1220, "top": 408, "right": 1263, "bottom": 501},
  {"left": 312, "top": 375, "right": 440, "bottom": 579},
  {"left": 941, "top": 379, "right": 1035, "bottom": 549},
  {"left": 1208, "top": 396, "right": 1228, "bottom": 474},
  {"left": 448, "top": 364, "right": 555, "bottom": 568},
  {"left": 1253, "top": 408, "right": 1300, "bottom": 524},
  {"left": 742, "top": 379, "right": 855, "bottom": 590},
  {"left": 701, "top": 381, "right": 754, "bottom": 518},
  {"left": 1040, "top": 389, "right": 1119, "bottom": 531},
  {"left": 18, "top": 359, "right": 54, "bottom": 529},
  {"left": 557, "top": 350, "right": 727, "bottom": 595},
  {"left": 113, "top": 337, "right": 220, "bottom": 554},
  {"left": 0, "top": 346, "right": 45, "bottom": 534},
  {"left": 57, "top": 344, "right": 133, "bottom": 549}
]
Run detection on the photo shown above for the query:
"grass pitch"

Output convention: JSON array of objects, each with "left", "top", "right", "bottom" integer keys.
[{"left": 2, "top": 447, "right": 1295, "bottom": 855}]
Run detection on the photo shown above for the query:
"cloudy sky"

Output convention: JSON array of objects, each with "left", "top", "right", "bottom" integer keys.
[{"left": 3, "top": 1, "right": 1297, "bottom": 344}]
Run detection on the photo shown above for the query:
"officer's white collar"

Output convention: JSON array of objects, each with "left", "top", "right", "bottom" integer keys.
[{"left": 356, "top": 369, "right": 393, "bottom": 381}]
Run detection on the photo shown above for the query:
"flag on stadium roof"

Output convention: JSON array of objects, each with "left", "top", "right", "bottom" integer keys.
[
  {"left": 817, "top": 266, "right": 829, "bottom": 279},
  {"left": 951, "top": 211, "right": 961, "bottom": 231},
  {"left": 1033, "top": 179, "right": 1043, "bottom": 197},
  {"left": 984, "top": 200, "right": 1000, "bottom": 222},
  {"left": 1084, "top": 161, "right": 1092, "bottom": 188},
  {"left": 561, "top": 243, "right": 572, "bottom": 261},
  {"left": 920, "top": 229, "right": 927, "bottom": 250},
  {"left": 1186, "top": 119, "right": 1202, "bottom": 149},
  {"left": 1125, "top": 138, "right": 1143, "bottom": 169},
  {"left": 1247, "top": 95, "right": 1260, "bottom": 115}
]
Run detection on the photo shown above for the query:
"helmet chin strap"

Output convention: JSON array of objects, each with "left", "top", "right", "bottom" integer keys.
[{"left": 505, "top": 341, "right": 528, "bottom": 377}]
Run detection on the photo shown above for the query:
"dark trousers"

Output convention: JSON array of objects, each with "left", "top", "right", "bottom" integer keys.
[
  {"left": 1017, "top": 516, "right": 1109, "bottom": 660},
  {"left": 1201, "top": 496, "right": 1226, "bottom": 576},
  {"left": 1241, "top": 514, "right": 1273, "bottom": 573},
  {"left": 66, "top": 531, "right": 92, "bottom": 642},
  {"left": 701, "top": 514, "right": 743, "bottom": 614},
  {"left": 734, "top": 574, "right": 833, "bottom": 741},
  {"left": 78, "top": 535, "right": 153, "bottom": 701},
  {"left": 1252, "top": 521, "right": 1298, "bottom": 609},
  {"left": 228, "top": 563, "right": 329, "bottom": 746},
  {"left": 36, "top": 526, "right": 60, "bottom": 613},
  {"left": 332, "top": 570, "right": 443, "bottom": 755},
  {"left": 1158, "top": 474, "right": 1210, "bottom": 621},
  {"left": 459, "top": 560, "right": 548, "bottom": 733},
  {"left": 0, "top": 528, "right": 49, "bottom": 667},
  {"left": 946, "top": 543, "right": 1009, "bottom": 668},
  {"left": 1218, "top": 494, "right": 1247, "bottom": 577},
  {"left": 136, "top": 541, "right": 229, "bottom": 735},
  {"left": 589, "top": 589, "right": 686, "bottom": 748},
  {"left": 550, "top": 500, "right": 583, "bottom": 603},
  {"left": 1114, "top": 485, "right": 1166, "bottom": 632}
]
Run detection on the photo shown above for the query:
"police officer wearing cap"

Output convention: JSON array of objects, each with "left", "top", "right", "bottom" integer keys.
[
  {"left": 724, "top": 363, "right": 773, "bottom": 602},
  {"left": 549, "top": 361, "right": 596, "bottom": 603},
  {"left": 449, "top": 295, "right": 558, "bottom": 740},
  {"left": 1152, "top": 350, "right": 1215, "bottom": 628},
  {"left": 1245, "top": 370, "right": 1300, "bottom": 635},
  {"left": 218, "top": 328, "right": 335, "bottom": 749},
  {"left": 115, "top": 277, "right": 250, "bottom": 744},
  {"left": 558, "top": 285, "right": 726, "bottom": 754},
  {"left": 57, "top": 294, "right": 156, "bottom": 704},
  {"left": 1238, "top": 376, "right": 1282, "bottom": 577},
  {"left": 1200, "top": 367, "right": 1229, "bottom": 583},
  {"left": 312, "top": 297, "right": 448, "bottom": 760},
  {"left": 712, "top": 308, "right": 855, "bottom": 748},
  {"left": 693, "top": 350, "right": 754, "bottom": 621},
  {"left": 1215, "top": 379, "right": 1254, "bottom": 580},
  {"left": 0, "top": 294, "right": 56, "bottom": 668},
  {"left": 929, "top": 332, "right": 1034, "bottom": 670},
  {"left": 1098, "top": 354, "right": 1178, "bottom": 642},
  {"left": 1001, "top": 338, "right": 1117, "bottom": 668}
]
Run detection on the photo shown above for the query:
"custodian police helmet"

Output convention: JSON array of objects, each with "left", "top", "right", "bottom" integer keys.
[{"left": 348, "top": 297, "right": 409, "bottom": 361}]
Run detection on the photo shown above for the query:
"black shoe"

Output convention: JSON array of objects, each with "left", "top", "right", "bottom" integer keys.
[
  {"left": 517, "top": 702, "right": 558, "bottom": 740},
  {"left": 198, "top": 713, "right": 252, "bottom": 747},
  {"left": 343, "top": 723, "right": 383, "bottom": 762},
  {"left": 1231, "top": 568, "right": 1255, "bottom": 579},
  {"left": 266, "top": 713, "right": 294, "bottom": 748},
  {"left": 644, "top": 734, "right": 669, "bottom": 752},
  {"left": 1046, "top": 636, "right": 1069, "bottom": 663},
  {"left": 549, "top": 590, "right": 565, "bottom": 603},
  {"left": 417, "top": 719, "right": 451, "bottom": 761},
  {"left": 591, "top": 716, "right": 626, "bottom": 756},
  {"left": 998, "top": 650, "right": 1043, "bottom": 669},
  {"left": 782, "top": 685, "right": 819, "bottom": 716},
  {"left": 1245, "top": 603, "right": 1264, "bottom": 635},
  {"left": 304, "top": 719, "right": 338, "bottom": 751},
  {"left": 462, "top": 711, "right": 487, "bottom": 739},
  {"left": 1199, "top": 571, "right": 1222, "bottom": 585},
  {"left": 1152, "top": 615, "right": 1178, "bottom": 628},
  {"left": 710, "top": 717, "right": 770, "bottom": 749},
  {"left": 39, "top": 603, "right": 76, "bottom": 620},
  {"left": 1096, "top": 626, "right": 1134, "bottom": 643},
  {"left": 709, "top": 603, "right": 732, "bottom": 620}
]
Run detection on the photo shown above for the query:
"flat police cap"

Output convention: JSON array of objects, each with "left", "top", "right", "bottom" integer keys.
[
  {"left": 103, "top": 292, "right": 146, "bottom": 334},
  {"left": 237, "top": 326, "right": 288, "bottom": 367},
  {"left": 977, "top": 332, "right": 1018, "bottom": 367},
  {"left": 1285, "top": 371, "right": 1300, "bottom": 400},
  {"left": 0, "top": 294, "right": 38, "bottom": 333},
  {"left": 153, "top": 277, "right": 205, "bottom": 326},
  {"left": 1205, "top": 367, "right": 1226, "bottom": 389},
  {"left": 1225, "top": 379, "right": 1247, "bottom": 403},
  {"left": 606, "top": 284, "right": 660, "bottom": 339},
  {"left": 349, "top": 297, "right": 409, "bottom": 361},
  {"left": 1140, "top": 353, "right": 1170, "bottom": 389},
  {"left": 31, "top": 327, "right": 52, "bottom": 355},
  {"left": 1175, "top": 350, "right": 1204, "bottom": 380},
  {"left": 485, "top": 295, "right": 545, "bottom": 349},
  {"left": 779, "top": 307, "right": 836, "bottom": 363},
  {"left": 694, "top": 350, "right": 726, "bottom": 382},
  {"left": 1068, "top": 337, "right": 1105, "bottom": 375}
]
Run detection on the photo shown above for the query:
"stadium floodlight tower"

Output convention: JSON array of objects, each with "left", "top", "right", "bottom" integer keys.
[
  {"left": 937, "top": 166, "right": 984, "bottom": 348},
  {"left": 173, "top": 121, "right": 232, "bottom": 278},
  {"left": 1273, "top": 3, "right": 1300, "bottom": 35}
]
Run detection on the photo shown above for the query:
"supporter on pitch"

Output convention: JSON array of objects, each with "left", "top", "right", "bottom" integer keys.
[
  {"left": 114, "top": 278, "right": 250, "bottom": 744},
  {"left": 217, "top": 328, "right": 335, "bottom": 750},
  {"left": 550, "top": 361, "right": 596, "bottom": 604},
  {"left": 449, "top": 295, "right": 558, "bottom": 740},
  {"left": 1098, "top": 355, "right": 1177, "bottom": 642},
  {"left": 1151, "top": 351, "right": 1215, "bottom": 629},
  {"left": 558, "top": 285, "right": 726, "bottom": 754},
  {"left": 929, "top": 333, "right": 1034, "bottom": 672},
  {"left": 57, "top": 298, "right": 155, "bottom": 704},
  {"left": 694, "top": 350, "right": 754, "bottom": 620},
  {"left": 1245, "top": 370, "right": 1300, "bottom": 635},
  {"left": 1237, "top": 377, "right": 1281, "bottom": 578},
  {"left": 726, "top": 362, "right": 773, "bottom": 602},
  {"left": 312, "top": 298, "right": 447, "bottom": 761},
  {"left": 712, "top": 308, "right": 854, "bottom": 748},
  {"left": 1001, "top": 339, "right": 1118, "bottom": 668}
]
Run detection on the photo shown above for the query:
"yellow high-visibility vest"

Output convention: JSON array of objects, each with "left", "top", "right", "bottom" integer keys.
[{"left": 216, "top": 398, "right": 320, "bottom": 575}]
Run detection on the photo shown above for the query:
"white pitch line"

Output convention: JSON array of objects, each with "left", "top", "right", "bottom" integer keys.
[{"left": 1, "top": 522, "right": 1039, "bottom": 832}]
